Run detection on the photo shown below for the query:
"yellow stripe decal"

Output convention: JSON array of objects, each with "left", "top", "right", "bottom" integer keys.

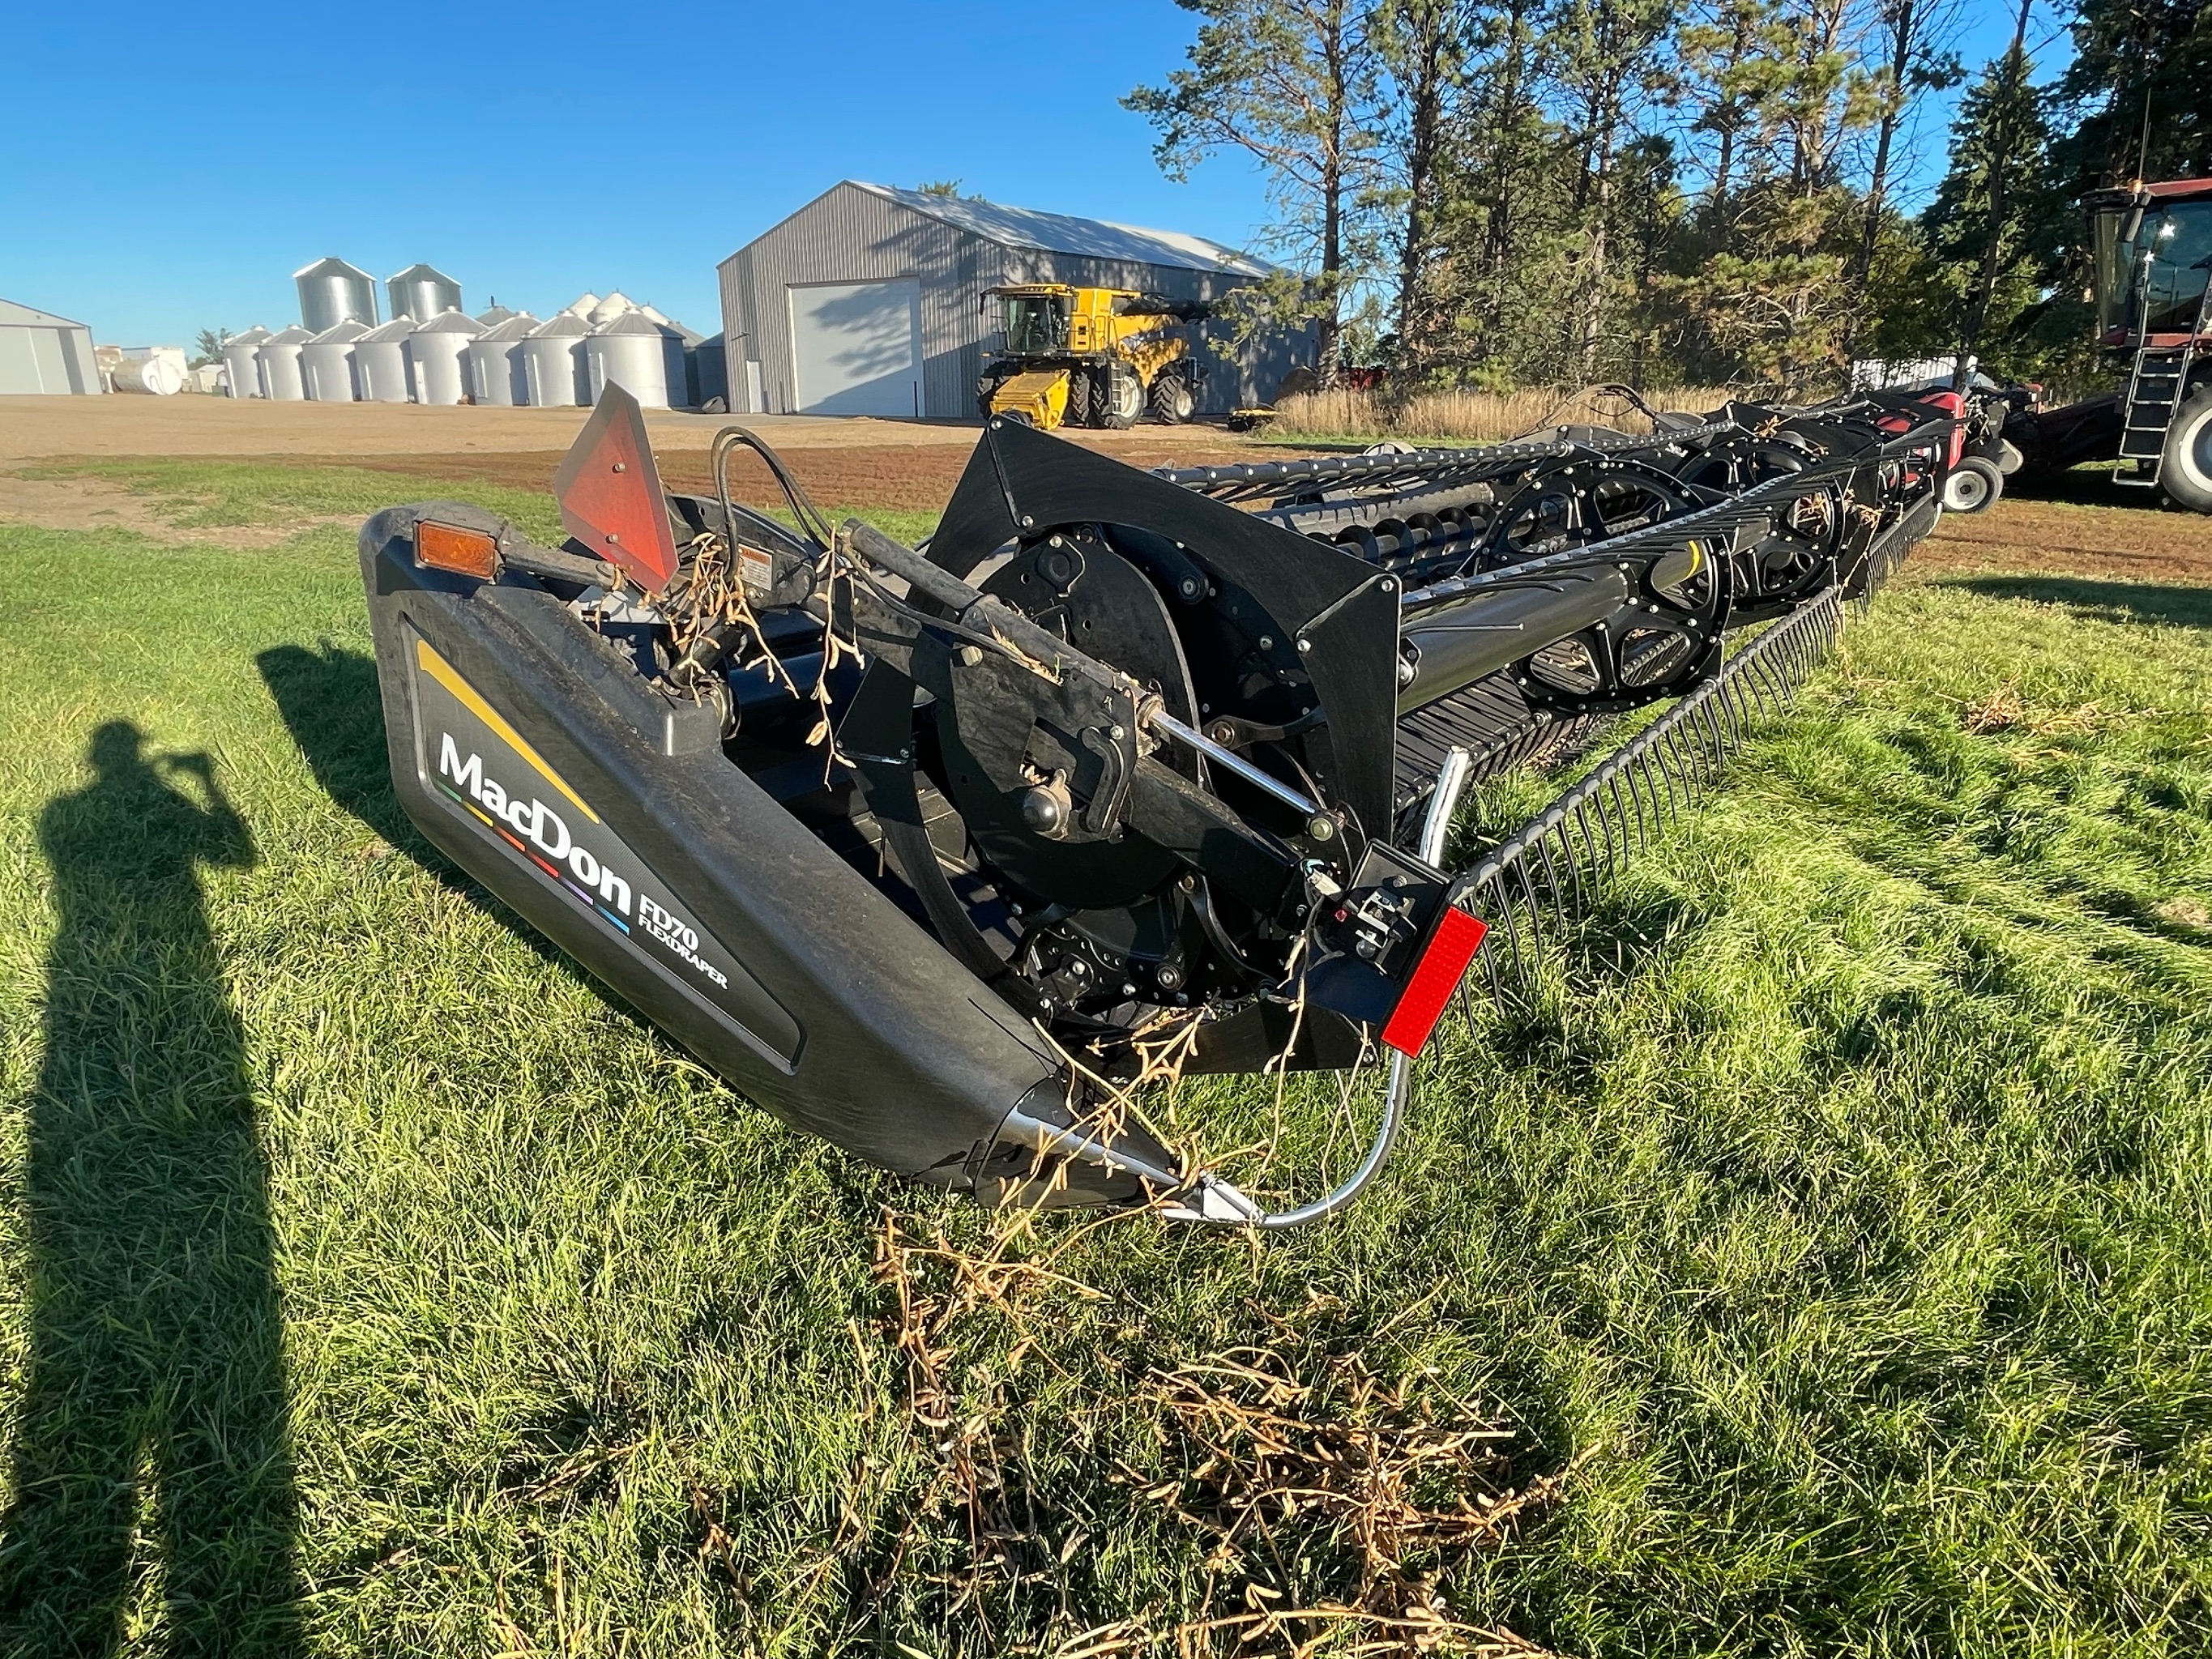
[{"left": 415, "top": 638, "right": 600, "bottom": 823}]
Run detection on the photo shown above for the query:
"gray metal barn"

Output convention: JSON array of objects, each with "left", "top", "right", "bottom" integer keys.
[
  {"left": 715, "top": 181, "right": 1311, "bottom": 420},
  {"left": 0, "top": 298, "right": 101, "bottom": 394}
]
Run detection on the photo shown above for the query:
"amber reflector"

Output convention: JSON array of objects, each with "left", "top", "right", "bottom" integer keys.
[{"left": 416, "top": 521, "right": 500, "bottom": 580}]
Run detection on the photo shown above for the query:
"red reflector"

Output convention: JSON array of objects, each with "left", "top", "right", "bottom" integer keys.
[
  {"left": 550, "top": 382, "right": 680, "bottom": 592},
  {"left": 1380, "top": 906, "right": 1489, "bottom": 1057}
]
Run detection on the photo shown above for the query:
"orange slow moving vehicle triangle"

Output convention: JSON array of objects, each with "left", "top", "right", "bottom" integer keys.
[{"left": 550, "top": 382, "right": 681, "bottom": 592}]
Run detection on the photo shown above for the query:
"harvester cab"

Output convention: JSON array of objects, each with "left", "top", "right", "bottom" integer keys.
[
  {"left": 979, "top": 284, "right": 1207, "bottom": 432},
  {"left": 354, "top": 384, "right": 1954, "bottom": 1226},
  {"left": 2086, "top": 178, "right": 2212, "bottom": 509}
]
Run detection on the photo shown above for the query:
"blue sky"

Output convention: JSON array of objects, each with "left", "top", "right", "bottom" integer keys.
[{"left": 1, "top": 0, "right": 2053, "bottom": 352}]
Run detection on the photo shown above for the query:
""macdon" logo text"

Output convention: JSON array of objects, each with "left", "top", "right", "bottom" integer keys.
[
  {"left": 437, "top": 734, "right": 732, "bottom": 994},
  {"left": 440, "top": 734, "right": 630, "bottom": 915}
]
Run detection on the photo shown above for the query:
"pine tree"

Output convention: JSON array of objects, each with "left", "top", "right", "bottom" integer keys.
[{"left": 1127, "top": 0, "right": 1392, "bottom": 377}]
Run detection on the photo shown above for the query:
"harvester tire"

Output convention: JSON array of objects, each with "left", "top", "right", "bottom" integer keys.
[
  {"left": 1100, "top": 365, "right": 1142, "bottom": 429},
  {"left": 1150, "top": 370, "right": 1194, "bottom": 424},
  {"left": 1942, "top": 455, "right": 2002, "bottom": 514},
  {"left": 1065, "top": 370, "right": 1093, "bottom": 429},
  {"left": 2163, "top": 390, "right": 2212, "bottom": 514}
]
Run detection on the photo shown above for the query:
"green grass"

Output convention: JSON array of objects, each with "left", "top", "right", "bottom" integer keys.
[{"left": 0, "top": 467, "right": 2209, "bottom": 1654}]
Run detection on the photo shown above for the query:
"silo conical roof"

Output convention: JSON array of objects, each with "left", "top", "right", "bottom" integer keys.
[
  {"left": 588, "top": 291, "right": 635, "bottom": 325},
  {"left": 295, "top": 256, "right": 373, "bottom": 283},
  {"left": 563, "top": 292, "right": 601, "bottom": 318},
  {"left": 476, "top": 313, "right": 540, "bottom": 343},
  {"left": 264, "top": 325, "right": 316, "bottom": 345},
  {"left": 228, "top": 324, "right": 275, "bottom": 346},
  {"left": 591, "top": 311, "right": 669, "bottom": 337},
  {"left": 477, "top": 303, "right": 521, "bottom": 325},
  {"left": 308, "top": 319, "right": 373, "bottom": 345},
  {"left": 409, "top": 311, "right": 485, "bottom": 336},
  {"left": 529, "top": 310, "right": 592, "bottom": 339},
  {"left": 358, "top": 317, "right": 419, "bottom": 344}
]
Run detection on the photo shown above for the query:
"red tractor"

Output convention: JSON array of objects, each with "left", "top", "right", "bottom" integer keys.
[{"left": 2013, "top": 176, "right": 2212, "bottom": 511}]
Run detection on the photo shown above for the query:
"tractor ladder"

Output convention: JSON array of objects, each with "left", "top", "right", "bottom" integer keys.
[{"left": 2116, "top": 280, "right": 2210, "bottom": 489}]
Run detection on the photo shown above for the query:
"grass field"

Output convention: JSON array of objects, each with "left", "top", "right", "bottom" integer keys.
[{"left": 1, "top": 458, "right": 2210, "bottom": 1656}]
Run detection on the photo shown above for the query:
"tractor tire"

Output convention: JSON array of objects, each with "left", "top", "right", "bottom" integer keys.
[
  {"left": 1064, "top": 370, "right": 1092, "bottom": 429},
  {"left": 1942, "top": 454, "right": 2003, "bottom": 514},
  {"left": 1100, "top": 365, "right": 1142, "bottom": 429},
  {"left": 1150, "top": 370, "right": 1194, "bottom": 424},
  {"left": 2162, "top": 389, "right": 2212, "bottom": 514}
]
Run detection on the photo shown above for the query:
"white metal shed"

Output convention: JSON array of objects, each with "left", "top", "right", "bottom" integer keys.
[{"left": 0, "top": 298, "right": 101, "bottom": 394}]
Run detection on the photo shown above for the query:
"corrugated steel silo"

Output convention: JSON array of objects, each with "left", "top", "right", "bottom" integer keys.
[
  {"left": 406, "top": 311, "right": 485, "bottom": 405},
  {"left": 258, "top": 325, "right": 314, "bottom": 400},
  {"left": 301, "top": 319, "right": 371, "bottom": 401},
  {"left": 220, "top": 325, "right": 273, "bottom": 399},
  {"left": 463, "top": 312, "right": 538, "bottom": 407},
  {"left": 521, "top": 310, "right": 591, "bottom": 407},
  {"left": 294, "top": 258, "right": 379, "bottom": 332},
  {"left": 585, "top": 311, "right": 686, "bottom": 409},
  {"left": 354, "top": 317, "right": 418, "bottom": 402},
  {"left": 386, "top": 262, "right": 463, "bottom": 323}
]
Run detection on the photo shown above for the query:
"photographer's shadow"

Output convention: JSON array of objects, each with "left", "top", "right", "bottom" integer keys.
[{"left": 0, "top": 721, "right": 298, "bottom": 1655}]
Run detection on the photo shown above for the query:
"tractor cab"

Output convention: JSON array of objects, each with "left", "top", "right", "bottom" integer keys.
[
  {"left": 2082, "top": 179, "right": 2212, "bottom": 504},
  {"left": 999, "top": 287, "right": 1074, "bottom": 356},
  {"left": 2089, "top": 181, "right": 2212, "bottom": 346}
]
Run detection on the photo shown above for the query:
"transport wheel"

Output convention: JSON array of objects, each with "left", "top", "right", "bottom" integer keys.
[
  {"left": 1064, "top": 370, "right": 1092, "bottom": 429},
  {"left": 1100, "top": 365, "right": 1142, "bottom": 429},
  {"left": 2163, "top": 390, "right": 2212, "bottom": 514},
  {"left": 1150, "top": 370, "right": 1194, "bottom": 424},
  {"left": 1941, "top": 454, "right": 2002, "bottom": 514}
]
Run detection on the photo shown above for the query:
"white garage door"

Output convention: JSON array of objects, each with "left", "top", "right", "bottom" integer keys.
[
  {"left": 0, "top": 326, "right": 78, "bottom": 394},
  {"left": 788, "top": 279, "right": 921, "bottom": 417}
]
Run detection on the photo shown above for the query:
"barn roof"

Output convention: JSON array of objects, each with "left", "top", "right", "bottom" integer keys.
[
  {"left": 853, "top": 183, "right": 1275, "bottom": 276},
  {"left": 707, "top": 181, "right": 1275, "bottom": 279},
  {"left": 0, "top": 298, "right": 91, "bottom": 330}
]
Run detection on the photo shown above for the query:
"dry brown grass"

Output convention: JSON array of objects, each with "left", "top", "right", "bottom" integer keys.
[
  {"left": 1266, "top": 386, "right": 1742, "bottom": 443},
  {"left": 863, "top": 1215, "right": 1561, "bottom": 1656}
]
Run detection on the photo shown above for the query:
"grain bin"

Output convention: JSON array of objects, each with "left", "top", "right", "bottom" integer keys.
[
  {"left": 587, "top": 290, "right": 635, "bottom": 326},
  {"left": 259, "top": 325, "right": 314, "bottom": 400},
  {"left": 406, "top": 310, "right": 484, "bottom": 405},
  {"left": 522, "top": 310, "right": 590, "bottom": 407},
  {"left": 295, "top": 258, "right": 378, "bottom": 332},
  {"left": 477, "top": 301, "right": 521, "bottom": 326},
  {"left": 464, "top": 312, "right": 537, "bottom": 407},
  {"left": 302, "top": 318, "right": 370, "bottom": 401},
  {"left": 221, "top": 325, "right": 273, "bottom": 399},
  {"left": 386, "top": 262, "right": 462, "bottom": 323},
  {"left": 584, "top": 312, "right": 686, "bottom": 408},
  {"left": 355, "top": 317, "right": 418, "bottom": 402}
]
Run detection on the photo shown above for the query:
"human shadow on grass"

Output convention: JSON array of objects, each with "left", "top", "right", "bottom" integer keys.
[
  {"left": 1945, "top": 574, "right": 2212, "bottom": 629},
  {"left": 255, "top": 642, "right": 420, "bottom": 855},
  {"left": 0, "top": 723, "right": 300, "bottom": 1656}
]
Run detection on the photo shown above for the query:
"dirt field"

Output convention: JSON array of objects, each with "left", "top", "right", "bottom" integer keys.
[
  {"left": 0, "top": 391, "right": 1283, "bottom": 467},
  {"left": 4, "top": 392, "right": 2210, "bottom": 580}
]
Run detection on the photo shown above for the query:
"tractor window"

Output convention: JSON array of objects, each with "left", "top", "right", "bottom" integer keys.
[
  {"left": 2097, "top": 201, "right": 2212, "bottom": 339},
  {"left": 1001, "top": 296, "right": 1070, "bottom": 356}
]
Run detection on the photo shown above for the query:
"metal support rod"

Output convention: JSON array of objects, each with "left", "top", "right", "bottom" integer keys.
[{"left": 1148, "top": 708, "right": 1322, "bottom": 819}]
